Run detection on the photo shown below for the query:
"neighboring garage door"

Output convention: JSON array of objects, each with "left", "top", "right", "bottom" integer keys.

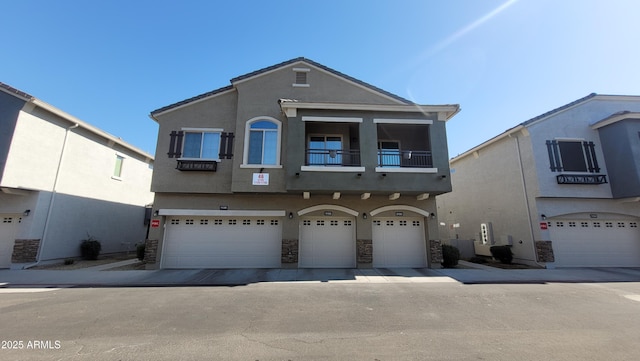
[
  {"left": 373, "top": 217, "right": 427, "bottom": 268},
  {"left": 162, "top": 217, "right": 282, "bottom": 269},
  {"left": 549, "top": 219, "right": 640, "bottom": 267},
  {"left": 0, "top": 215, "right": 20, "bottom": 268},
  {"left": 299, "top": 217, "right": 356, "bottom": 268}
]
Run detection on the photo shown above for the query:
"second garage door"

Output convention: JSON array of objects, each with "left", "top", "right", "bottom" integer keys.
[
  {"left": 299, "top": 217, "right": 356, "bottom": 268},
  {"left": 549, "top": 219, "right": 640, "bottom": 267},
  {"left": 373, "top": 217, "right": 427, "bottom": 268},
  {"left": 162, "top": 217, "right": 282, "bottom": 269}
]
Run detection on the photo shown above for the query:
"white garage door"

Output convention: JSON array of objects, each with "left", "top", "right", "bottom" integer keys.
[
  {"left": 299, "top": 217, "right": 356, "bottom": 268},
  {"left": 549, "top": 219, "right": 640, "bottom": 267},
  {"left": 0, "top": 215, "right": 20, "bottom": 268},
  {"left": 373, "top": 217, "right": 427, "bottom": 268},
  {"left": 162, "top": 217, "right": 282, "bottom": 269}
]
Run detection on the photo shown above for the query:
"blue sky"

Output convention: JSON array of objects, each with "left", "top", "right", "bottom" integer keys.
[{"left": 2, "top": 0, "right": 639, "bottom": 157}]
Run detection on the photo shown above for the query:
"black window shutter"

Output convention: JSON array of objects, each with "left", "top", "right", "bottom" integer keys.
[
  {"left": 219, "top": 132, "right": 235, "bottom": 159},
  {"left": 546, "top": 140, "right": 562, "bottom": 171},
  {"left": 586, "top": 141, "right": 600, "bottom": 173},
  {"left": 174, "top": 131, "right": 183, "bottom": 158},
  {"left": 168, "top": 131, "right": 184, "bottom": 158},
  {"left": 225, "top": 132, "right": 234, "bottom": 159},
  {"left": 168, "top": 131, "right": 177, "bottom": 158}
]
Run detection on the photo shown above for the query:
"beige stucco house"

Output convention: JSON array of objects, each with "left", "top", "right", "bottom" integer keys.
[
  {"left": 437, "top": 94, "right": 640, "bottom": 267},
  {"left": 0, "top": 82, "right": 154, "bottom": 268},
  {"left": 147, "top": 57, "right": 460, "bottom": 269}
]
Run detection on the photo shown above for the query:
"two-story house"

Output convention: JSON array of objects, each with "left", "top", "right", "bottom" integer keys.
[
  {"left": 437, "top": 94, "right": 640, "bottom": 267},
  {"left": 147, "top": 57, "right": 460, "bottom": 269},
  {"left": 0, "top": 82, "right": 154, "bottom": 268}
]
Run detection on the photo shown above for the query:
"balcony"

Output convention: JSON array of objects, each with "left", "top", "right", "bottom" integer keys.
[
  {"left": 377, "top": 149, "right": 433, "bottom": 168},
  {"left": 556, "top": 174, "right": 607, "bottom": 185},
  {"left": 306, "top": 148, "right": 361, "bottom": 167},
  {"left": 176, "top": 159, "right": 217, "bottom": 171}
]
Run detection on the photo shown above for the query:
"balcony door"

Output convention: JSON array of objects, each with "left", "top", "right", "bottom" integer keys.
[{"left": 308, "top": 135, "right": 343, "bottom": 166}]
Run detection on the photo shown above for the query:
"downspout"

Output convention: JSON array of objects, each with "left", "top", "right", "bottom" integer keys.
[
  {"left": 23, "top": 122, "right": 79, "bottom": 268},
  {"left": 513, "top": 133, "right": 545, "bottom": 268}
]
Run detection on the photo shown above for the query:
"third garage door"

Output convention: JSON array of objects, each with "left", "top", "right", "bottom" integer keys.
[
  {"left": 549, "top": 219, "right": 640, "bottom": 267},
  {"left": 299, "top": 217, "right": 356, "bottom": 268},
  {"left": 373, "top": 217, "right": 427, "bottom": 268}
]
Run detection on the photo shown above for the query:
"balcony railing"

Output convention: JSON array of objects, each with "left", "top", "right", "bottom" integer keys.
[
  {"left": 306, "top": 149, "right": 361, "bottom": 167},
  {"left": 378, "top": 150, "right": 433, "bottom": 168}
]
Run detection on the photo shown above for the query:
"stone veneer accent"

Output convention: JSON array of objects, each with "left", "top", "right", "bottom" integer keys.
[
  {"left": 144, "top": 239, "right": 159, "bottom": 264},
  {"left": 429, "top": 239, "right": 443, "bottom": 264},
  {"left": 12, "top": 239, "right": 40, "bottom": 263},
  {"left": 535, "top": 241, "right": 555, "bottom": 263},
  {"left": 281, "top": 239, "right": 298, "bottom": 263},
  {"left": 356, "top": 239, "right": 372, "bottom": 264}
]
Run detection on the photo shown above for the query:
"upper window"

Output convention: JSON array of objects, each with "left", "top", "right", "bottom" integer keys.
[
  {"left": 182, "top": 130, "right": 221, "bottom": 159},
  {"left": 113, "top": 155, "right": 124, "bottom": 178},
  {"left": 546, "top": 140, "right": 600, "bottom": 173},
  {"left": 243, "top": 117, "right": 281, "bottom": 166}
]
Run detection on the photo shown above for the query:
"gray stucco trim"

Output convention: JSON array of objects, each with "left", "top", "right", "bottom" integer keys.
[{"left": 158, "top": 209, "right": 286, "bottom": 217}]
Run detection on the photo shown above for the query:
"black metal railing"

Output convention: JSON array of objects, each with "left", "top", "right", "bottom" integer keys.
[
  {"left": 306, "top": 149, "right": 361, "bottom": 166},
  {"left": 377, "top": 150, "right": 433, "bottom": 168}
]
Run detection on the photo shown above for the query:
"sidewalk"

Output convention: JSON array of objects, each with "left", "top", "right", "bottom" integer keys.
[{"left": 1, "top": 261, "right": 640, "bottom": 287}]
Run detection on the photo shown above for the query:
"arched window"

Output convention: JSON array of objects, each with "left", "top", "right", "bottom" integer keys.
[{"left": 243, "top": 117, "right": 281, "bottom": 166}]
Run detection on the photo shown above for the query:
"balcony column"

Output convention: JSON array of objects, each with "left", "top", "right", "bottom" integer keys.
[{"left": 359, "top": 119, "right": 379, "bottom": 170}]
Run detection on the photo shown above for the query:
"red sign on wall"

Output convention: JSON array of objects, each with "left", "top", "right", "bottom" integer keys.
[
  {"left": 540, "top": 222, "right": 548, "bottom": 230},
  {"left": 151, "top": 219, "right": 160, "bottom": 228}
]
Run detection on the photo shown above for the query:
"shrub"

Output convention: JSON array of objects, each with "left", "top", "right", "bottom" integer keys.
[
  {"left": 80, "top": 237, "right": 102, "bottom": 260},
  {"left": 136, "top": 244, "right": 146, "bottom": 261},
  {"left": 490, "top": 245, "right": 513, "bottom": 264},
  {"left": 64, "top": 258, "right": 75, "bottom": 265},
  {"left": 441, "top": 244, "right": 460, "bottom": 268},
  {"left": 469, "top": 256, "right": 488, "bottom": 264}
]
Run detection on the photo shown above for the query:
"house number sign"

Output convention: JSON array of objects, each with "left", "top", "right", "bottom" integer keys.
[{"left": 252, "top": 173, "right": 269, "bottom": 186}]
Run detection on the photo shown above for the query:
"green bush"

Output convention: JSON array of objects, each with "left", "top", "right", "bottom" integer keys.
[
  {"left": 490, "top": 245, "right": 513, "bottom": 264},
  {"left": 136, "top": 244, "right": 146, "bottom": 261},
  {"left": 80, "top": 238, "right": 102, "bottom": 260},
  {"left": 441, "top": 244, "right": 460, "bottom": 268}
]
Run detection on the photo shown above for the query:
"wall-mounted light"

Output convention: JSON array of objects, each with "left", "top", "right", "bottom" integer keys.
[
  {"left": 541, "top": 214, "right": 546, "bottom": 220},
  {"left": 153, "top": 210, "right": 159, "bottom": 217},
  {"left": 362, "top": 213, "right": 367, "bottom": 219},
  {"left": 440, "top": 175, "right": 447, "bottom": 179},
  {"left": 288, "top": 212, "right": 294, "bottom": 219},
  {"left": 295, "top": 172, "right": 300, "bottom": 177},
  {"left": 430, "top": 213, "right": 436, "bottom": 219},
  {"left": 357, "top": 173, "right": 362, "bottom": 177},
  {"left": 23, "top": 209, "right": 31, "bottom": 216}
]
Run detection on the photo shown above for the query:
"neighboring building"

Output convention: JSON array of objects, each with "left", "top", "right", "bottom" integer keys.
[
  {"left": 147, "top": 57, "right": 460, "bottom": 269},
  {"left": 0, "top": 82, "right": 154, "bottom": 268},
  {"left": 437, "top": 94, "right": 640, "bottom": 267}
]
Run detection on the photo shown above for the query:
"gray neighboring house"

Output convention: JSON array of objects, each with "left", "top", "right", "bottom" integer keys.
[
  {"left": 437, "top": 94, "right": 640, "bottom": 268},
  {"left": 0, "top": 82, "right": 154, "bottom": 268},
  {"left": 147, "top": 57, "right": 460, "bottom": 269}
]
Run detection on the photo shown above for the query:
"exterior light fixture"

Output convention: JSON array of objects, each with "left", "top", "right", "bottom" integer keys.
[
  {"left": 23, "top": 209, "right": 31, "bottom": 216},
  {"left": 362, "top": 213, "right": 367, "bottom": 219},
  {"left": 288, "top": 212, "right": 294, "bottom": 219}
]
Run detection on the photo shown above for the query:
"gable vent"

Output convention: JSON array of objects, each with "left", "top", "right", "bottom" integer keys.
[{"left": 292, "top": 67, "right": 310, "bottom": 87}]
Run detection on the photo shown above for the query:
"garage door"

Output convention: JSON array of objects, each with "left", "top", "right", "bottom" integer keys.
[
  {"left": 373, "top": 217, "right": 427, "bottom": 268},
  {"left": 299, "top": 217, "right": 356, "bottom": 268},
  {"left": 0, "top": 215, "right": 20, "bottom": 268},
  {"left": 549, "top": 219, "right": 640, "bottom": 267},
  {"left": 162, "top": 217, "right": 282, "bottom": 269}
]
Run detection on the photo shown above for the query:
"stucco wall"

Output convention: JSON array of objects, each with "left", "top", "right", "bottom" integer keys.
[{"left": 597, "top": 118, "right": 640, "bottom": 198}]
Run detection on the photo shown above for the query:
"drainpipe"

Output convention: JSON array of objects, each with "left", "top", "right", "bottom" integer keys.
[
  {"left": 513, "top": 133, "right": 545, "bottom": 268},
  {"left": 23, "top": 123, "right": 79, "bottom": 268}
]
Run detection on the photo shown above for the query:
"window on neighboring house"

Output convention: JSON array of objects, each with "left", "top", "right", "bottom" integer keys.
[
  {"left": 308, "top": 135, "right": 343, "bottom": 165},
  {"left": 244, "top": 118, "right": 281, "bottom": 166},
  {"left": 546, "top": 140, "right": 600, "bottom": 173},
  {"left": 113, "top": 155, "right": 124, "bottom": 178},
  {"left": 182, "top": 130, "right": 221, "bottom": 159},
  {"left": 378, "top": 141, "right": 401, "bottom": 167}
]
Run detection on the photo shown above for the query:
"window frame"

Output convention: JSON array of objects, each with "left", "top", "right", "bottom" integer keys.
[
  {"left": 112, "top": 153, "right": 125, "bottom": 180},
  {"left": 241, "top": 117, "right": 283, "bottom": 168},
  {"left": 179, "top": 128, "right": 223, "bottom": 161}
]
